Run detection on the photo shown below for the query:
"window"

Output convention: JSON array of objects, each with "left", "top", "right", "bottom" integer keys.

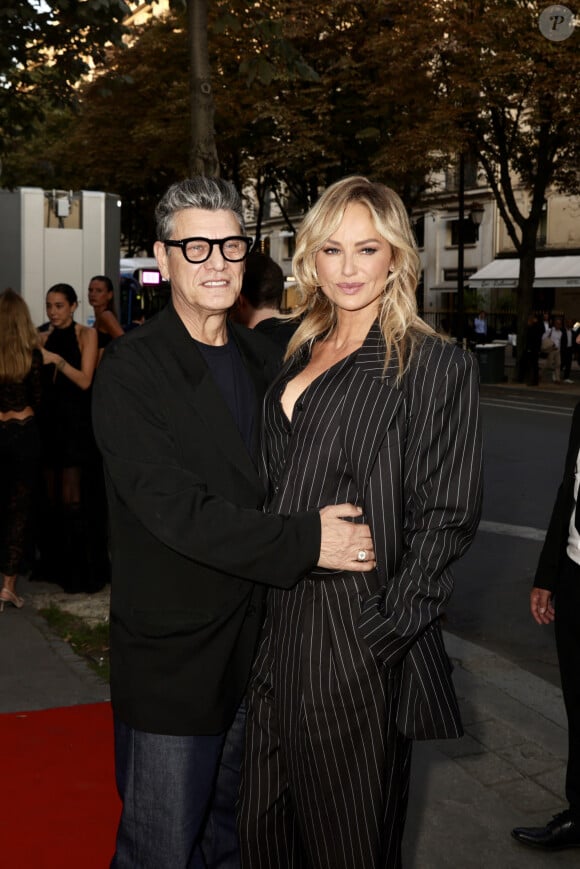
[
  {"left": 450, "top": 218, "right": 479, "bottom": 246},
  {"left": 444, "top": 154, "right": 479, "bottom": 191},
  {"left": 413, "top": 215, "right": 425, "bottom": 248},
  {"left": 282, "top": 234, "right": 296, "bottom": 260}
]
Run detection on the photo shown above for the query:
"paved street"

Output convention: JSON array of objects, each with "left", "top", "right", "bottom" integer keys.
[{"left": 448, "top": 382, "right": 578, "bottom": 686}]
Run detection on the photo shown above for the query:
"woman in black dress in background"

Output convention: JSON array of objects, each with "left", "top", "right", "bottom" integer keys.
[
  {"left": 38, "top": 283, "right": 107, "bottom": 592},
  {"left": 0, "top": 290, "right": 43, "bottom": 611},
  {"left": 88, "top": 275, "right": 124, "bottom": 363}
]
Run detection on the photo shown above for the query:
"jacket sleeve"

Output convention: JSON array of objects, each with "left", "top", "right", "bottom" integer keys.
[
  {"left": 359, "top": 348, "right": 483, "bottom": 666},
  {"left": 92, "top": 338, "right": 320, "bottom": 588},
  {"left": 534, "top": 401, "right": 580, "bottom": 590}
]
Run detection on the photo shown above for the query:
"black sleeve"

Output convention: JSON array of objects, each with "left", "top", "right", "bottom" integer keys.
[{"left": 92, "top": 339, "right": 321, "bottom": 588}]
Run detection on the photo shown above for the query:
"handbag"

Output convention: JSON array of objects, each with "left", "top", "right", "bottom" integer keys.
[{"left": 541, "top": 332, "right": 556, "bottom": 352}]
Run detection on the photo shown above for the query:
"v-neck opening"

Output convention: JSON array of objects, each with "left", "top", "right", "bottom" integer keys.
[{"left": 279, "top": 347, "right": 358, "bottom": 424}]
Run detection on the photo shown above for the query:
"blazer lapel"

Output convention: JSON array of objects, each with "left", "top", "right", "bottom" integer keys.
[
  {"left": 341, "top": 321, "right": 403, "bottom": 493},
  {"left": 158, "top": 304, "right": 264, "bottom": 492}
]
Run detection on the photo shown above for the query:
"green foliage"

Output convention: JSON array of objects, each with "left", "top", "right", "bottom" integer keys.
[
  {"left": 40, "top": 604, "right": 110, "bottom": 682},
  {"left": 3, "top": 0, "right": 579, "bottom": 265},
  {"left": 0, "top": 1, "right": 129, "bottom": 152}
]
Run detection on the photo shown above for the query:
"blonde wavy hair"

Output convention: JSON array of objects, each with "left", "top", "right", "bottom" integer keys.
[
  {"left": 286, "top": 176, "right": 440, "bottom": 379},
  {"left": 0, "top": 289, "right": 39, "bottom": 382}
]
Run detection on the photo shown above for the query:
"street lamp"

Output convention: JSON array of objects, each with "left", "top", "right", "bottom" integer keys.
[
  {"left": 456, "top": 160, "right": 485, "bottom": 345},
  {"left": 470, "top": 202, "right": 485, "bottom": 230},
  {"left": 456, "top": 153, "right": 466, "bottom": 343}
]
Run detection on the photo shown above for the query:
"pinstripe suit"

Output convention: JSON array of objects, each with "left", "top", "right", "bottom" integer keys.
[{"left": 239, "top": 323, "right": 483, "bottom": 868}]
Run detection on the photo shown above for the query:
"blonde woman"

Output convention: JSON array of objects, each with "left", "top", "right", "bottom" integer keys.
[
  {"left": 239, "top": 177, "right": 483, "bottom": 868},
  {"left": 0, "top": 290, "right": 43, "bottom": 611}
]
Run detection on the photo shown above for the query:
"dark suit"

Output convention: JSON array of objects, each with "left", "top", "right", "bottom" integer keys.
[
  {"left": 92, "top": 301, "right": 321, "bottom": 737},
  {"left": 535, "top": 401, "right": 580, "bottom": 816},
  {"left": 561, "top": 327, "right": 573, "bottom": 380},
  {"left": 240, "top": 327, "right": 483, "bottom": 868}
]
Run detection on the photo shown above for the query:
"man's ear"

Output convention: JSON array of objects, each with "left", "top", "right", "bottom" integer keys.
[{"left": 154, "top": 241, "right": 169, "bottom": 281}]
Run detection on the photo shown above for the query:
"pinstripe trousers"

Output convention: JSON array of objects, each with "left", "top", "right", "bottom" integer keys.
[{"left": 238, "top": 574, "right": 412, "bottom": 869}]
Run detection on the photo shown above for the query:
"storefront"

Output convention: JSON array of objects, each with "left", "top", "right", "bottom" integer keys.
[{"left": 468, "top": 255, "right": 580, "bottom": 318}]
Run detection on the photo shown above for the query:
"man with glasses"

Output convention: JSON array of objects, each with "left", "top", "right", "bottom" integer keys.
[{"left": 92, "top": 177, "right": 375, "bottom": 868}]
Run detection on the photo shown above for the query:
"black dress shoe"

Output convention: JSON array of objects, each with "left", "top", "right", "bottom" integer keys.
[{"left": 512, "top": 810, "right": 580, "bottom": 850}]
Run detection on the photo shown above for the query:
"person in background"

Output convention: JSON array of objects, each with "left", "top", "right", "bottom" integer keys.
[
  {"left": 88, "top": 275, "right": 124, "bottom": 362},
  {"left": 232, "top": 251, "right": 300, "bottom": 353},
  {"left": 0, "top": 290, "right": 43, "bottom": 611},
  {"left": 541, "top": 311, "right": 552, "bottom": 334},
  {"left": 37, "top": 283, "right": 107, "bottom": 593},
  {"left": 92, "top": 176, "right": 375, "bottom": 869},
  {"left": 512, "top": 401, "right": 580, "bottom": 851},
  {"left": 547, "top": 316, "right": 564, "bottom": 384},
  {"left": 561, "top": 318, "right": 575, "bottom": 383},
  {"left": 521, "top": 311, "right": 543, "bottom": 386},
  {"left": 474, "top": 309, "right": 488, "bottom": 339},
  {"left": 238, "top": 176, "right": 483, "bottom": 868}
]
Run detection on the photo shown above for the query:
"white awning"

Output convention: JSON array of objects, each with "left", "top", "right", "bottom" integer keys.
[{"left": 468, "top": 256, "right": 580, "bottom": 289}]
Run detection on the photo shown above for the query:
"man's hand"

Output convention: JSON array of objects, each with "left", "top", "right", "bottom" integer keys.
[
  {"left": 317, "top": 504, "right": 376, "bottom": 571},
  {"left": 530, "top": 586, "right": 555, "bottom": 625}
]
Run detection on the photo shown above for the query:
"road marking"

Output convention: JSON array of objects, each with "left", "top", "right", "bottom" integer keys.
[
  {"left": 480, "top": 399, "right": 572, "bottom": 417},
  {"left": 478, "top": 520, "right": 546, "bottom": 541}
]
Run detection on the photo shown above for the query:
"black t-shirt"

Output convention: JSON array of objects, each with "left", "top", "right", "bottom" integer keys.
[{"left": 194, "top": 333, "right": 256, "bottom": 462}]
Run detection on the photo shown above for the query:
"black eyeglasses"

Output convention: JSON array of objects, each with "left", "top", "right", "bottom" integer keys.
[{"left": 164, "top": 236, "right": 253, "bottom": 264}]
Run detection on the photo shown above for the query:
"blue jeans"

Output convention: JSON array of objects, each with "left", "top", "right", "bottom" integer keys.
[{"left": 111, "top": 706, "right": 245, "bottom": 869}]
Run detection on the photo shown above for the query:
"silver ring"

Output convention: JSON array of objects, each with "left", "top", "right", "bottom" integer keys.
[{"left": 357, "top": 550, "right": 367, "bottom": 562}]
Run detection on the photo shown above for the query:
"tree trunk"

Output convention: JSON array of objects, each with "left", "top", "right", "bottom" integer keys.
[
  {"left": 188, "top": 0, "right": 219, "bottom": 177},
  {"left": 515, "top": 229, "right": 538, "bottom": 379}
]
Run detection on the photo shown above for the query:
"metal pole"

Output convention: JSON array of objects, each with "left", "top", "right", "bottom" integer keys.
[{"left": 457, "top": 152, "right": 465, "bottom": 343}]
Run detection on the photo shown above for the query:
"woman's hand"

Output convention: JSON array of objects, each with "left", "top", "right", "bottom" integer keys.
[
  {"left": 41, "top": 348, "right": 61, "bottom": 367},
  {"left": 37, "top": 328, "right": 52, "bottom": 347}
]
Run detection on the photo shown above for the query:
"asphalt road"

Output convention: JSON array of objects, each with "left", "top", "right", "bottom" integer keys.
[{"left": 446, "top": 386, "right": 578, "bottom": 687}]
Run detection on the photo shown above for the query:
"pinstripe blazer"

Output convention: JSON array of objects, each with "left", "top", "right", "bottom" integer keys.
[{"left": 340, "top": 323, "right": 482, "bottom": 739}]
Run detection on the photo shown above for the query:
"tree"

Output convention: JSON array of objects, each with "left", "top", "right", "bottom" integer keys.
[
  {"left": 187, "top": 0, "right": 219, "bottom": 175},
  {"left": 377, "top": 1, "right": 580, "bottom": 358},
  {"left": 0, "top": 0, "right": 129, "bottom": 157},
  {"left": 214, "top": 0, "right": 442, "bottom": 219}
]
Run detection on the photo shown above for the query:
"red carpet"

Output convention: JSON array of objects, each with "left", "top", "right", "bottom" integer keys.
[{"left": 0, "top": 702, "right": 120, "bottom": 868}]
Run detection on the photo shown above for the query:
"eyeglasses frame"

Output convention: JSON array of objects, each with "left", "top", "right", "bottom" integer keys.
[{"left": 163, "top": 236, "right": 253, "bottom": 264}]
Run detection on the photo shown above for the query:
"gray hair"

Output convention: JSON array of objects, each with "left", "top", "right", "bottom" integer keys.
[{"left": 155, "top": 177, "right": 245, "bottom": 240}]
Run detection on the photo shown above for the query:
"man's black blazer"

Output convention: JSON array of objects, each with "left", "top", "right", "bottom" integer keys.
[
  {"left": 92, "top": 302, "right": 320, "bottom": 736},
  {"left": 535, "top": 401, "right": 580, "bottom": 592}
]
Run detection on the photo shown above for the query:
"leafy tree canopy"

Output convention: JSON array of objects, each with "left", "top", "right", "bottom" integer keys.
[
  {"left": 0, "top": 0, "right": 129, "bottom": 150},
  {"left": 3, "top": 0, "right": 579, "bottom": 273}
]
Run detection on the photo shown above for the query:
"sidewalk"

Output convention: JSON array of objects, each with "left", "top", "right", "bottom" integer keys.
[
  {"left": 405, "top": 361, "right": 576, "bottom": 865},
  {"left": 483, "top": 345, "right": 580, "bottom": 398},
  {"left": 0, "top": 574, "right": 109, "bottom": 715},
  {"left": 405, "top": 633, "right": 571, "bottom": 867},
  {"left": 0, "top": 573, "right": 573, "bottom": 867}
]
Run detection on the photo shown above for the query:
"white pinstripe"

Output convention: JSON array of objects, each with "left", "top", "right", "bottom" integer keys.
[{"left": 239, "top": 324, "right": 482, "bottom": 868}]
